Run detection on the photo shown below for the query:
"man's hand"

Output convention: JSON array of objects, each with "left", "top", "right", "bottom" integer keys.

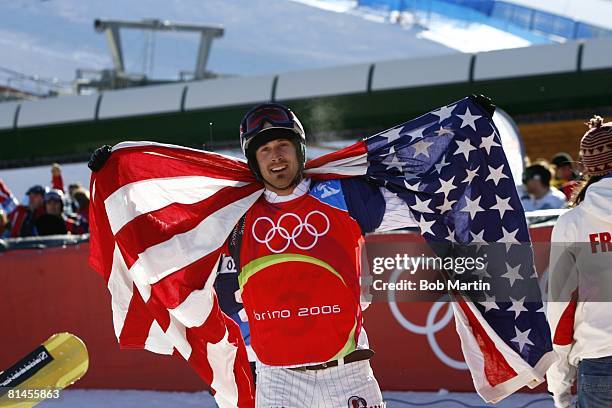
[
  {"left": 470, "top": 94, "right": 495, "bottom": 118},
  {"left": 88, "top": 145, "right": 112, "bottom": 172},
  {"left": 51, "top": 163, "right": 62, "bottom": 176}
]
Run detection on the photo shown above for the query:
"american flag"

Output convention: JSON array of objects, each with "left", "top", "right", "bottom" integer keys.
[{"left": 89, "top": 97, "right": 554, "bottom": 406}]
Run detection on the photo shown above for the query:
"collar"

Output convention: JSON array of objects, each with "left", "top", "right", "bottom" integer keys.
[{"left": 263, "top": 178, "right": 311, "bottom": 203}]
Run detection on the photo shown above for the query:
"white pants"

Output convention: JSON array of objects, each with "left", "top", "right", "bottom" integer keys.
[{"left": 255, "top": 360, "right": 384, "bottom": 408}]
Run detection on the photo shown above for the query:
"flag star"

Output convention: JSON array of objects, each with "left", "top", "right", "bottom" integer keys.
[
  {"left": 410, "top": 196, "right": 434, "bottom": 214},
  {"left": 454, "top": 139, "right": 476, "bottom": 161},
  {"left": 435, "top": 176, "right": 456, "bottom": 197},
  {"left": 384, "top": 151, "right": 404, "bottom": 172},
  {"left": 434, "top": 156, "right": 450, "bottom": 173},
  {"left": 436, "top": 198, "right": 456, "bottom": 213},
  {"left": 462, "top": 166, "right": 479, "bottom": 184},
  {"left": 404, "top": 179, "right": 421, "bottom": 192},
  {"left": 460, "top": 196, "right": 485, "bottom": 219},
  {"left": 500, "top": 226, "right": 519, "bottom": 243},
  {"left": 406, "top": 122, "right": 434, "bottom": 142},
  {"left": 431, "top": 104, "right": 456, "bottom": 122},
  {"left": 490, "top": 195, "right": 514, "bottom": 219},
  {"left": 382, "top": 126, "right": 403, "bottom": 144},
  {"left": 435, "top": 126, "right": 454, "bottom": 137},
  {"left": 479, "top": 132, "right": 501, "bottom": 155},
  {"left": 479, "top": 293, "right": 500, "bottom": 312},
  {"left": 511, "top": 327, "right": 534, "bottom": 353},
  {"left": 470, "top": 228, "right": 486, "bottom": 243},
  {"left": 411, "top": 140, "right": 434, "bottom": 158},
  {"left": 501, "top": 262, "right": 523, "bottom": 286},
  {"left": 507, "top": 297, "right": 528, "bottom": 319},
  {"left": 535, "top": 304, "right": 545, "bottom": 314},
  {"left": 446, "top": 226, "right": 457, "bottom": 243},
  {"left": 457, "top": 107, "right": 482, "bottom": 131},
  {"left": 486, "top": 164, "right": 509, "bottom": 186},
  {"left": 470, "top": 228, "right": 487, "bottom": 251},
  {"left": 416, "top": 215, "right": 436, "bottom": 236}
]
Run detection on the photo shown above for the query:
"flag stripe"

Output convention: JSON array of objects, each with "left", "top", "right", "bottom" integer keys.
[
  {"left": 108, "top": 244, "right": 134, "bottom": 338},
  {"left": 150, "top": 250, "right": 222, "bottom": 309},
  {"left": 456, "top": 298, "right": 517, "bottom": 386},
  {"left": 128, "top": 188, "right": 263, "bottom": 288},
  {"left": 113, "top": 183, "right": 262, "bottom": 269},
  {"left": 105, "top": 176, "right": 249, "bottom": 234},
  {"left": 167, "top": 258, "right": 219, "bottom": 328}
]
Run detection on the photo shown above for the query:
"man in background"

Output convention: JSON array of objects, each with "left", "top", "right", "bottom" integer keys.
[
  {"left": 520, "top": 164, "right": 567, "bottom": 211},
  {"left": 36, "top": 189, "right": 88, "bottom": 235},
  {"left": 551, "top": 152, "right": 579, "bottom": 200},
  {"left": 8, "top": 185, "right": 46, "bottom": 237}
]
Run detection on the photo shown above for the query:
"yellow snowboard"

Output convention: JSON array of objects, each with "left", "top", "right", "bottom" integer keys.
[{"left": 0, "top": 333, "right": 89, "bottom": 407}]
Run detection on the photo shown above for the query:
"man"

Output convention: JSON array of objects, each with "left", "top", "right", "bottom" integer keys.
[
  {"left": 229, "top": 103, "right": 426, "bottom": 406},
  {"left": 36, "top": 189, "right": 88, "bottom": 236},
  {"left": 550, "top": 152, "right": 578, "bottom": 200},
  {"left": 520, "top": 164, "right": 567, "bottom": 211},
  {"left": 8, "top": 185, "right": 46, "bottom": 237},
  {"left": 90, "top": 103, "right": 415, "bottom": 406}
]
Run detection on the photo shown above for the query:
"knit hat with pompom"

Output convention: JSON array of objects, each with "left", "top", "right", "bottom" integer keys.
[{"left": 580, "top": 115, "right": 612, "bottom": 176}]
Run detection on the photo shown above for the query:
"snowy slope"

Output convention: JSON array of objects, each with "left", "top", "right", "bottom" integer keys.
[{"left": 0, "top": 0, "right": 453, "bottom": 85}]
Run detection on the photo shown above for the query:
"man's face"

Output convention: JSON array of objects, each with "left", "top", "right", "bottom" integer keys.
[
  {"left": 45, "top": 200, "right": 62, "bottom": 216},
  {"left": 28, "top": 193, "right": 44, "bottom": 211},
  {"left": 525, "top": 178, "right": 545, "bottom": 196},
  {"left": 255, "top": 138, "right": 299, "bottom": 194},
  {"left": 555, "top": 165, "right": 572, "bottom": 180}
]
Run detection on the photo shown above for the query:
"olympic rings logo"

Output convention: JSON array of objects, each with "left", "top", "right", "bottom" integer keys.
[
  {"left": 252, "top": 211, "right": 330, "bottom": 253},
  {"left": 387, "top": 268, "right": 468, "bottom": 370}
]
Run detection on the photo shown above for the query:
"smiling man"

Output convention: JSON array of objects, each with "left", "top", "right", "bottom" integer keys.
[{"left": 209, "top": 103, "right": 419, "bottom": 407}]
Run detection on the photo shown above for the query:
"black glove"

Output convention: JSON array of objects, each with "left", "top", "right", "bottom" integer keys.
[
  {"left": 470, "top": 94, "right": 495, "bottom": 118},
  {"left": 88, "top": 145, "right": 112, "bottom": 172}
]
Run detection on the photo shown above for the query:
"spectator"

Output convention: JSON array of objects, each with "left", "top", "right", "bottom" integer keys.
[
  {"left": 67, "top": 182, "right": 82, "bottom": 213},
  {"left": 546, "top": 115, "right": 612, "bottom": 407},
  {"left": 9, "top": 185, "right": 46, "bottom": 237},
  {"left": 551, "top": 152, "right": 579, "bottom": 200},
  {"left": 36, "top": 189, "right": 88, "bottom": 236},
  {"left": 51, "top": 163, "right": 64, "bottom": 192},
  {"left": 520, "top": 164, "right": 567, "bottom": 211},
  {"left": 72, "top": 188, "right": 90, "bottom": 222}
]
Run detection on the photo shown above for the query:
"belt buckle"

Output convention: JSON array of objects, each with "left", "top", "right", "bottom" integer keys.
[{"left": 320, "top": 362, "right": 328, "bottom": 369}]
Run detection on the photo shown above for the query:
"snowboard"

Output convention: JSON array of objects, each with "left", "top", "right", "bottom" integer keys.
[{"left": 0, "top": 333, "right": 89, "bottom": 407}]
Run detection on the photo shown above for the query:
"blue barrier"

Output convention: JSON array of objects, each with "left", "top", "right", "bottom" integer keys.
[{"left": 357, "top": 0, "right": 611, "bottom": 40}]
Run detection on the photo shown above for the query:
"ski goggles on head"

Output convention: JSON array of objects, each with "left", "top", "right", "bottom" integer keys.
[{"left": 240, "top": 103, "right": 296, "bottom": 141}]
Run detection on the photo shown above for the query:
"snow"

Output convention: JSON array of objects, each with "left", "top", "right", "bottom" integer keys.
[
  {"left": 0, "top": 0, "right": 453, "bottom": 91},
  {"left": 36, "top": 389, "right": 555, "bottom": 407},
  {"left": 416, "top": 17, "right": 531, "bottom": 53},
  {"left": 294, "top": 1, "right": 535, "bottom": 52}
]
